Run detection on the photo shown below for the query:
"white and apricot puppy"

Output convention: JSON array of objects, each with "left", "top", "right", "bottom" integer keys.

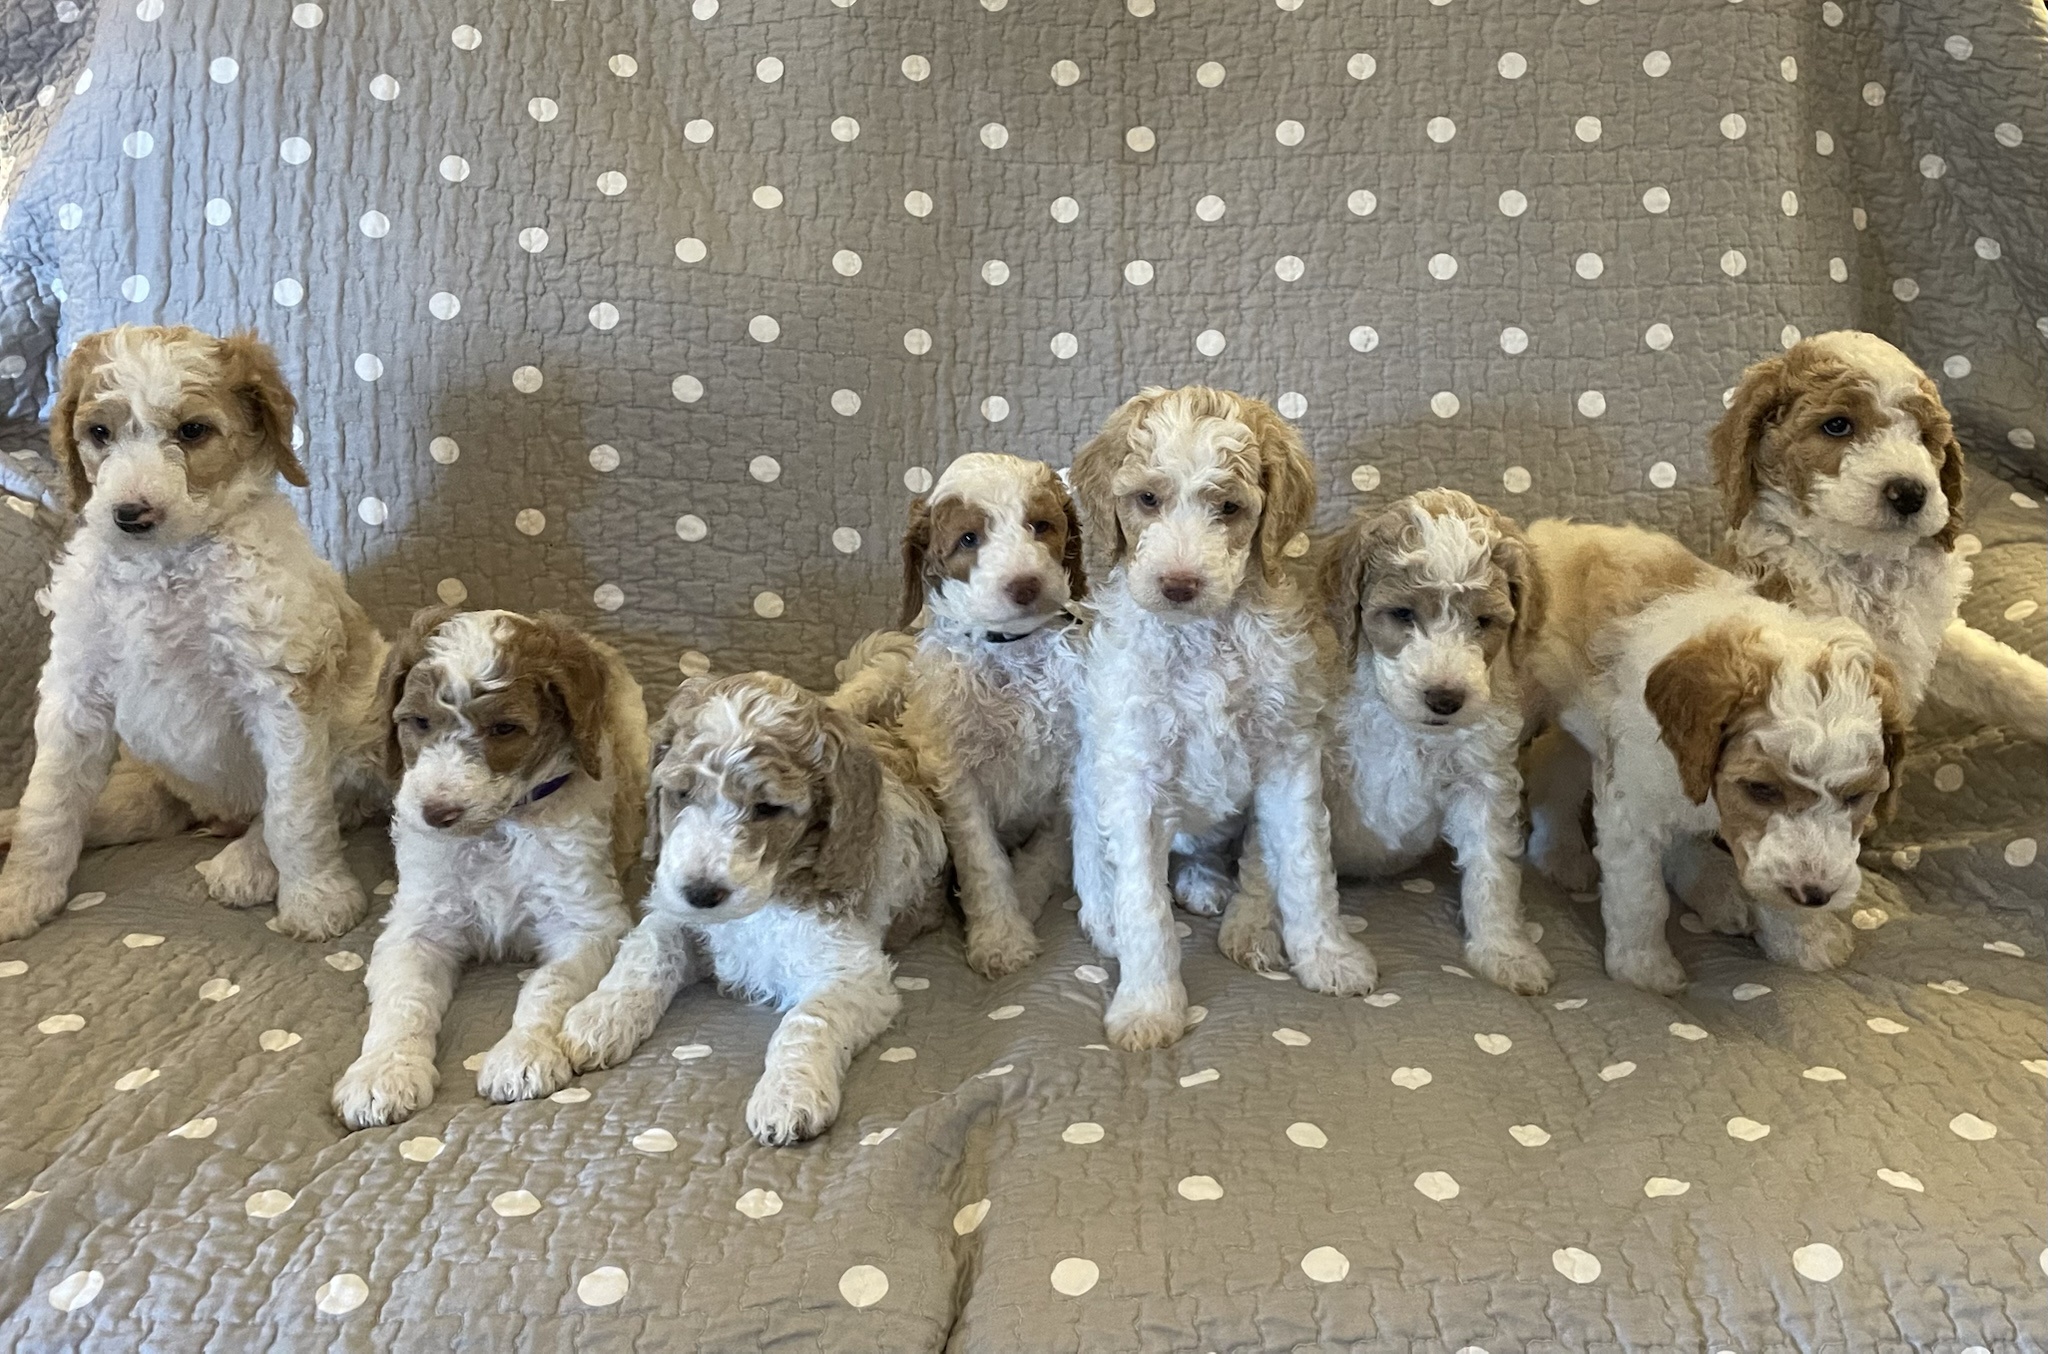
[
  {"left": 561, "top": 673, "right": 947, "bottom": 1146},
  {"left": 1315, "top": 489, "right": 1553, "bottom": 994},
  {"left": 899, "top": 452, "right": 1086, "bottom": 978},
  {"left": 1068, "top": 386, "right": 1377, "bottom": 1051},
  {"left": 1714, "top": 330, "right": 2046, "bottom": 737},
  {"left": 0, "top": 326, "right": 387, "bottom": 942},
  {"left": 332, "top": 608, "right": 646, "bottom": 1128}
]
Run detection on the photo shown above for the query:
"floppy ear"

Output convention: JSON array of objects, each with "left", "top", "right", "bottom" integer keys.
[
  {"left": 809, "top": 711, "right": 884, "bottom": 899},
  {"left": 1708, "top": 355, "right": 1789, "bottom": 532},
  {"left": 1488, "top": 513, "right": 1548, "bottom": 668},
  {"left": 528, "top": 613, "right": 612, "bottom": 780},
  {"left": 643, "top": 676, "right": 717, "bottom": 860},
  {"left": 1932, "top": 431, "right": 1965, "bottom": 551},
  {"left": 49, "top": 331, "right": 111, "bottom": 511},
  {"left": 379, "top": 604, "right": 458, "bottom": 776},
  {"left": 1055, "top": 475, "right": 1088, "bottom": 602},
  {"left": 1643, "top": 624, "right": 1774, "bottom": 804},
  {"left": 898, "top": 496, "right": 932, "bottom": 629},
  {"left": 1070, "top": 396, "right": 1146, "bottom": 579},
  {"left": 1317, "top": 510, "right": 1385, "bottom": 666},
  {"left": 216, "top": 331, "right": 307, "bottom": 488},
  {"left": 1245, "top": 399, "right": 1316, "bottom": 585},
  {"left": 1869, "top": 656, "right": 1910, "bottom": 827}
]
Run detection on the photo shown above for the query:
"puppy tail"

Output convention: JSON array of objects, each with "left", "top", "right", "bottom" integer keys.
[{"left": 828, "top": 629, "right": 918, "bottom": 726}]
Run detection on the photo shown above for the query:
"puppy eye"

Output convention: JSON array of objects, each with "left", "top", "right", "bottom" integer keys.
[
  {"left": 1218, "top": 501, "right": 1243, "bottom": 518},
  {"left": 955, "top": 532, "right": 980, "bottom": 552},
  {"left": 752, "top": 802, "right": 786, "bottom": 820},
  {"left": 1136, "top": 491, "right": 1160, "bottom": 510},
  {"left": 1742, "top": 780, "right": 1783, "bottom": 806},
  {"left": 1820, "top": 416, "right": 1854, "bottom": 438},
  {"left": 402, "top": 715, "right": 430, "bottom": 733},
  {"left": 487, "top": 722, "right": 523, "bottom": 738},
  {"left": 175, "top": 421, "right": 211, "bottom": 442},
  {"left": 88, "top": 424, "right": 111, "bottom": 445},
  {"left": 1029, "top": 519, "right": 1053, "bottom": 536},
  {"left": 1841, "top": 790, "right": 1874, "bottom": 809},
  {"left": 1474, "top": 615, "right": 1497, "bottom": 630},
  {"left": 1384, "top": 607, "right": 1416, "bottom": 625}
]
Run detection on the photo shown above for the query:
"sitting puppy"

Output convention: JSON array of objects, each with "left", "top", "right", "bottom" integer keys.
[
  {"left": 1068, "top": 386, "right": 1377, "bottom": 1051},
  {"left": 0, "top": 326, "right": 387, "bottom": 942},
  {"left": 1527, "top": 522, "right": 1903, "bottom": 992},
  {"left": 333, "top": 608, "right": 647, "bottom": 1128},
  {"left": 898, "top": 452, "right": 1086, "bottom": 978},
  {"left": 1714, "top": 331, "right": 2046, "bottom": 738},
  {"left": 560, "top": 671, "right": 947, "bottom": 1145}
]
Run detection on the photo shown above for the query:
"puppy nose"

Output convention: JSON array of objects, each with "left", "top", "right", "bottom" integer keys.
[
  {"left": 1159, "top": 573, "right": 1203, "bottom": 605},
  {"left": 113, "top": 502, "right": 159, "bottom": 534},
  {"left": 1004, "top": 575, "right": 1043, "bottom": 607},
  {"left": 683, "top": 881, "right": 730, "bottom": 910},
  {"left": 420, "top": 801, "right": 463, "bottom": 829},
  {"left": 1423, "top": 686, "right": 1467, "bottom": 717},
  {"left": 1882, "top": 478, "right": 1928, "bottom": 518},
  {"left": 1785, "top": 884, "right": 1834, "bottom": 909}
]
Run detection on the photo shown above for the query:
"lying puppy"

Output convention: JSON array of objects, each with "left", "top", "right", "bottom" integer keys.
[
  {"left": 1314, "top": 489, "right": 1553, "bottom": 994},
  {"left": 1069, "top": 386, "right": 1377, "bottom": 1051},
  {"left": 898, "top": 452, "right": 1086, "bottom": 978},
  {"left": 1714, "top": 330, "right": 2046, "bottom": 738},
  {"left": 1527, "top": 522, "right": 1903, "bottom": 992},
  {"left": 561, "top": 670, "right": 947, "bottom": 1145},
  {"left": 0, "top": 326, "right": 387, "bottom": 942},
  {"left": 332, "top": 608, "right": 647, "bottom": 1128}
]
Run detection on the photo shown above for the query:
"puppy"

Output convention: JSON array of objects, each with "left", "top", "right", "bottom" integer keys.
[
  {"left": 1527, "top": 522, "right": 1903, "bottom": 992},
  {"left": 332, "top": 608, "right": 647, "bottom": 1128},
  {"left": 1714, "top": 330, "right": 2046, "bottom": 738},
  {"left": 0, "top": 326, "right": 386, "bottom": 942},
  {"left": 898, "top": 452, "right": 1086, "bottom": 978},
  {"left": 560, "top": 671, "right": 947, "bottom": 1145},
  {"left": 1068, "top": 386, "right": 1377, "bottom": 1051},
  {"left": 1313, "top": 490, "right": 1553, "bottom": 994}
]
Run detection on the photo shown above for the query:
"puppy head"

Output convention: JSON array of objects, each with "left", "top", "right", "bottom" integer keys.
[
  {"left": 1319, "top": 489, "right": 1544, "bottom": 729},
  {"left": 1711, "top": 331, "right": 1964, "bottom": 549},
  {"left": 1645, "top": 617, "right": 1903, "bottom": 916},
  {"left": 643, "top": 673, "right": 882, "bottom": 921},
  {"left": 898, "top": 453, "right": 1084, "bottom": 631},
  {"left": 384, "top": 608, "right": 612, "bottom": 833},
  {"left": 51, "top": 326, "right": 307, "bottom": 544},
  {"left": 1070, "top": 386, "right": 1313, "bottom": 619}
]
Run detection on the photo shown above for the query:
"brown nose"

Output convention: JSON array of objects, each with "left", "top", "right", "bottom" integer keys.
[
  {"left": 421, "top": 802, "right": 463, "bottom": 829},
  {"left": 113, "top": 502, "right": 160, "bottom": 534},
  {"left": 1159, "top": 573, "right": 1203, "bottom": 605},
  {"left": 1004, "top": 575, "right": 1043, "bottom": 607}
]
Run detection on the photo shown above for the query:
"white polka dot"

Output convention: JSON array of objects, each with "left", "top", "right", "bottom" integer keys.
[
  {"left": 839, "top": 1264, "right": 888, "bottom": 1307},
  {"left": 1803, "top": 1066, "right": 1848, "bottom": 1083},
  {"left": 114, "top": 1066, "right": 160, "bottom": 1091},
  {"left": 1430, "top": 392, "right": 1460, "bottom": 419},
  {"left": 982, "top": 259, "right": 1012, "bottom": 287},
  {"left": 1344, "top": 54, "right": 1378, "bottom": 84},
  {"left": 609, "top": 54, "right": 639, "bottom": 78},
  {"left": 292, "top": 2, "right": 325, "bottom": 27},
  {"left": 1351, "top": 464, "right": 1381, "bottom": 492},
  {"left": 1649, "top": 461, "right": 1678, "bottom": 489},
  {"left": 315, "top": 1273, "right": 368, "bottom": 1316},
  {"left": 1509, "top": 1123, "right": 1551, "bottom": 1146},
  {"left": 631, "top": 1127, "right": 677, "bottom": 1153},
  {"left": 1122, "top": 259, "right": 1154, "bottom": 287},
  {"left": 515, "top": 508, "right": 547, "bottom": 536},
  {"left": 672, "top": 374, "right": 704, "bottom": 403},
  {"left": 1276, "top": 391, "right": 1307, "bottom": 419},
  {"left": 1498, "top": 189, "right": 1528, "bottom": 218},
  {"left": 1643, "top": 50, "right": 1671, "bottom": 77},
  {"left": 1727, "top": 1116, "right": 1771, "bottom": 1141},
  {"left": 903, "top": 466, "right": 934, "bottom": 493},
  {"left": 1473, "top": 1033, "right": 1513, "bottom": 1056},
  {"left": 1642, "top": 186, "right": 1671, "bottom": 214},
  {"left": 675, "top": 237, "right": 708, "bottom": 265},
  {"left": 1577, "top": 390, "right": 1607, "bottom": 418},
  {"left": 1503, "top": 466, "right": 1532, "bottom": 494},
  {"left": 1972, "top": 235, "right": 2002, "bottom": 261},
  {"left": 1721, "top": 250, "right": 1748, "bottom": 277},
  {"left": 1781, "top": 56, "right": 1798, "bottom": 81},
  {"left": 1049, "top": 1257, "right": 1098, "bottom": 1296},
  {"left": 1050, "top": 332, "right": 1079, "bottom": 360},
  {"left": 527, "top": 97, "right": 560, "bottom": 124},
  {"left": 1498, "top": 51, "right": 1528, "bottom": 79},
  {"left": 1599, "top": 1060, "right": 1635, "bottom": 1080},
  {"left": 1574, "top": 116, "right": 1601, "bottom": 143},
  {"left": 449, "top": 22, "right": 479, "bottom": 48},
  {"left": 577, "top": 1268, "right": 629, "bottom": 1307},
  {"left": 1500, "top": 326, "right": 1529, "bottom": 355},
  {"left": 595, "top": 170, "right": 628, "bottom": 197},
  {"left": 491, "top": 1189, "right": 542, "bottom": 1218},
  {"left": 512, "top": 365, "right": 544, "bottom": 393},
  {"left": 1816, "top": 130, "right": 1835, "bottom": 155},
  {"left": 1732, "top": 982, "right": 1772, "bottom": 1001},
  {"left": 902, "top": 326, "right": 936, "bottom": 356},
  {"left": 754, "top": 185, "right": 785, "bottom": 210},
  {"left": 2007, "top": 428, "right": 2037, "bottom": 450},
  {"left": 47, "top": 1271, "right": 104, "bottom": 1313},
  {"left": 1994, "top": 121, "right": 2024, "bottom": 148},
  {"left": 0, "top": 960, "right": 24, "bottom": 978},
  {"left": 422, "top": 291, "right": 460, "bottom": 321},
  {"left": 246, "top": 1189, "right": 296, "bottom": 1218},
  {"left": 1575, "top": 252, "right": 1605, "bottom": 279},
  {"left": 691, "top": 0, "right": 718, "bottom": 17},
  {"left": 122, "top": 129, "right": 155, "bottom": 159},
  {"left": 1193, "top": 60, "right": 1226, "bottom": 88},
  {"left": 210, "top": 57, "right": 240, "bottom": 84},
  {"left": 1050, "top": 58, "right": 1080, "bottom": 86},
  {"left": 1426, "top": 116, "right": 1457, "bottom": 144},
  {"left": 746, "top": 314, "right": 780, "bottom": 344},
  {"left": 1919, "top": 153, "right": 1946, "bottom": 179},
  {"left": 734, "top": 1188, "right": 782, "bottom": 1219},
  {"left": 1347, "top": 189, "right": 1378, "bottom": 217},
  {"left": 1892, "top": 276, "right": 1921, "bottom": 302},
  {"left": 1301, "top": 1247, "right": 1350, "bottom": 1283},
  {"left": 593, "top": 583, "right": 626, "bottom": 612},
  {"left": 980, "top": 122, "right": 1010, "bottom": 151},
  {"left": 1390, "top": 1066, "right": 1432, "bottom": 1090},
  {"left": 980, "top": 396, "right": 1011, "bottom": 423},
  {"left": 1863, "top": 81, "right": 1886, "bottom": 106},
  {"left": 1720, "top": 113, "right": 1748, "bottom": 140},
  {"left": 197, "top": 979, "right": 239, "bottom": 1002},
  {"left": 755, "top": 56, "right": 784, "bottom": 84},
  {"left": 748, "top": 456, "right": 781, "bottom": 484},
  {"left": 1273, "top": 255, "right": 1305, "bottom": 283},
  {"left": 1180, "top": 1067, "right": 1220, "bottom": 1086},
  {"left": 1195, "top": 329, "right": 1226, "bottom": 357},
  {"left": 831, "top": 527, "right": 862, "bottom": 554},
  {"left": 259, "top": 1028, "right": 303, "bottom": 1052},
  {"left": 1933, "top": 762, "right": 1964, "bottom": 792},
  {"left": 903, "top": 54, "right": 932, "bottom": 82},
  {"left": 2005, "top": 838, "right": 2037, "bottom": 867},
  {"left": 1177, "top": 1174, "right": 1225, "bottom": 1201},
  {"left": 1428, "top": 253, "right": 1459, "bottom": 280},
  {"left": 204, "top": 197, "right": 234, "bottom": 226},
  {"left": 271, "top": 278, "right": 304, "bottom": 309},
  {"left": 74, "top": 67, "right": 92, "bottom": 92},
  {"left": 683, "top": 119, "right": 714, "bottom": 145},
  {"left": 1275, "top": 119, "right": 1305, "bottom": 147},
  {"left": 428, "top": 436, "right": 460, "bottom": 465},
  {"left": 37, "top": 1013, "right": 85, "bottom": 1034},
  {"left": 1349, "top": 325, "right": 1380, "bottom": 353},
  {"left": 1781, "top": 190, "right": 1799, "bottom": 216},
  {"left": 1551, "top": 1248, "right": 1602, "bottom": 1283},
  {"left": 751, "top": 591, "right": 784, "bottom": 619},
  {"left": 120, "top": 274, "right": 151, "bottom": 304},
  {"left": 1792, "top": 1243, "right": 1844, "bottom": 1282}
]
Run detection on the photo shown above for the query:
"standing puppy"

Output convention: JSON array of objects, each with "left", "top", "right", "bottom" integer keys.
[
  {"left": 1714, "top": 331, "right": 2046, "bottom": 737},
  {"left": 333, "top": 608, "right": 647, "bottom": 1128},
  {"left": 898, "top": 453, "right": 1086, "bottom": 978},
  {"left": 1069, "top": 386, "right": 1377, "bottom": 1051},
  {"left": 0, "top": 326, "right": 386, "bottom": 942}
]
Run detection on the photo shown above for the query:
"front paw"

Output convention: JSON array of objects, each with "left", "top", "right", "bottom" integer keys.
[
  {"left": 965, "top": 911, "right": 1041, "bottom": 979},
  {"left": 333, "top": 1051, "right": 439, "bottom": 1129},
  {"left": 1466, "top": 935, "right": 1554, "bottom": 995},
  {"left": 1607, "top": 943, "right": 1688, "bottom": 996},
  {"left": 1104, "top": 981, "right": 1189, "bottom": 1051},
  {"left": 1756, "top": 909, "right": 1856, "bottom": 972},
  {"left": 745, "top": 1063, "right": 841, "bottom": 1145},
  {"left": 1217, "top": 903, "right": 1288, "bottom": 975},
  {"left": 197, "top": 835, "right": 279, "bottom": 909},
  {"left": 273, "top": 869, "right": 369, "bottom": 941},
  {"left": 1291, "top": 932, "right": 1379, "bottom": 997},
  {"left": 561, "top": 988, "right": 662, "bottom": 1072},
  {"left": 1170, "top": 858, "right": 1233, "bottom": 918},
  {"left": 0, "top": 873, "right": 69, "bottom": 942},
  {"left": 477, "top": 1027, "right": 575, "bottom": 1104}
]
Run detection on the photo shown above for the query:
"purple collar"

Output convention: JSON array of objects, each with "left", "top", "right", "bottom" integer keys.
[{"left": 519, "top": 774, "right": 573, "bottom": 808}]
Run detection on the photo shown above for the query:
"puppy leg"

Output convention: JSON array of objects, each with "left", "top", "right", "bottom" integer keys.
[
  {"left": 0, "top": 689, "right": 118, "bottom": 941},
  {"left": 1215, "top": 830, "right": 1289, "bottom": 975},
  {"left": 946, "top": 786, "right": 1041, "bottom": 979},
  {"left": 1169, "top": 848, "right": 1234, "bottom": 918},
  {"left": 195, "top": 816, "right": 280, "bottom": 909},
  {"left": 1444, "top": 783, "right": 1552, "bottom": 995},
  {"left": 1008, "top": 817, "right": 1070, "bottom": 923},
  {"left": 1100, "top": 785, "right": 1189, "bottom": 1050},
  {"left": 1525, "top": 727, "right": 1599, "bottom": 892},
  {"left": 1592, "top": 789, "right": 1687, "bottom": 995},
  {"left": 1068, "top": 774, "right": 1117, "bottom": 956},
  {"left": 333, "top": 920, "right": 460, "bottom": 1129},
  {"left": 478, "top": 909, "right": 628, "bottom": 1104},
  {"left": 1753, "top": 904, "right": 1857, "bottom": 972},
  {"left": 71, "top": 758, "right": 197, "bottom": 848},
  {"left": 1254, "top": 756, "right": 1378, "bottom": 997},
  {"left": 1929, "top": 618, "right": 2048, "bottom": 741},
  {"left": 246, "top": 695, "right": 368, "bottom": 941},
  {"left": 561, "top": 911, "right": 698, "bottom": 1072},
  {"left": 746, "top": 956, "right": 899, "bottom": 1145},
  {"left": 1662, "top": 836, "right": 1752, "bottom": 935}
]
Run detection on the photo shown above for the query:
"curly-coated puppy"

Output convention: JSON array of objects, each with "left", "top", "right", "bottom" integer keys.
[
  {"left": 0, "top": 326, "right": 386, "bottom": 942},
  {"left": 561, "top": 671, "right": 947, "bottom": 1145},
  {"left": 898, "top": 452, "right": 1086, "bottom": 978},
  {"left": 1067, "top": 386, "right": 1377, "bottom": 1051},
  {"left": 331, "top": 608, "right": 647, "bottom": 1128}
]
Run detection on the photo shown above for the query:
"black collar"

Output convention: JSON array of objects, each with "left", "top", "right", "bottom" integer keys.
[
  {"left": 982, "top": 610, "right": 1078, "bottom": 645},
  {"left": 519, "top": 773, "right": 573, "bottom": 807}
]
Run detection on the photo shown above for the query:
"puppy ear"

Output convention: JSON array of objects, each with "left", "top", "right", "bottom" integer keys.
[
  {"left": 1245, "top": 399, "right": 1316, "bottom": 585},
  {"left": 1488, "top": 511, "right": 1548, "bottom": 667},
  {"left": 1317, "top": 510, "right": 1381, "bottom": 666},
  {"left": 1071, "top": 396, "right": 1146, "bottom": 579},
  {"left": 49, "top": 331, "right": 110, "bottom": 512},
  {"left": 216, "top": 331, "right": 307, "bottom": 488},
  {"left": 1869, "top": 656, "right": 1910, "bottom": 827},
  {"left": 898, "top": 496, "right": 932, "bottom": 629},
  {"left": 527, "top": 613, "right": 612, "bottom": 780},
  {"left": 809, "top": 711, "right": 883, "bottom": 899},
  {"left": 1709, "top": 355, "right": 1789, "bottom": 532},
  {"left": 1914, "top": 376, "right": 1968, "bottom": 551},
  {"left": 1056, "top": 474, "right": 1088, "bottom": 603},
  {"left": 1643, "top": 623, "right": 1773, "bottom": 804},
  {"left": 643, "top": 676, "right": 717, "bottom": 860},
  {"left": 380, "top": 605, "right": 458, "bottom": 777}
]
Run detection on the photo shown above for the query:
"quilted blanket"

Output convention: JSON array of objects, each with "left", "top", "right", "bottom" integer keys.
[{"left": 1, "top": 0, "right": 2044, "bottom": 1350}]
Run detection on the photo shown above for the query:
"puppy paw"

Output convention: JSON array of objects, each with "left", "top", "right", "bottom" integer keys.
[
  {"left": 745, "top": 1064, "right": 840, "bottom": 1146},
  {"left": 272, "top": 869, "right": 369, "bottom": 942},
  {"left": 1466, "top": 935, "right": 1554, "bottom": 996},
  {"left": 1757, "top": 909, "right": 1856, "bottom": 972},
  {"left": 965, "top": 911, "right": 1041, "bottom": 979},
  {"left": 1530, "top": 833, "right": 1600, "bottom": 893},
  {"left": 561, "top": 989, "right": 662, "bottom": 1072},
  {"left": 1217, "top": 910, "right": 1288, "bottom": 975},
  {"left": 477, "top": 1027, "right": 576, "bottom": 1104},
  {"left": 0, "top": 873, "right": 68, "bottom": 942},
  {"left": 333, "top": 1051, "right": 439, "bottom": 1130},
  {"left": 1607, "top": 944, "right": 1688, "bottom": 996},
  {"left": 1291, "top": 932, "right": 1379, "bottom": 997},
  {"left": 1104, "top": 982, "right": 1188, "bottom": 1051},
  {"left": 197, "top": 834, "right": 279, "bottom": 909},
  {"left": 1170, "top": 859, "right": 1233, "bottom": 918}
]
